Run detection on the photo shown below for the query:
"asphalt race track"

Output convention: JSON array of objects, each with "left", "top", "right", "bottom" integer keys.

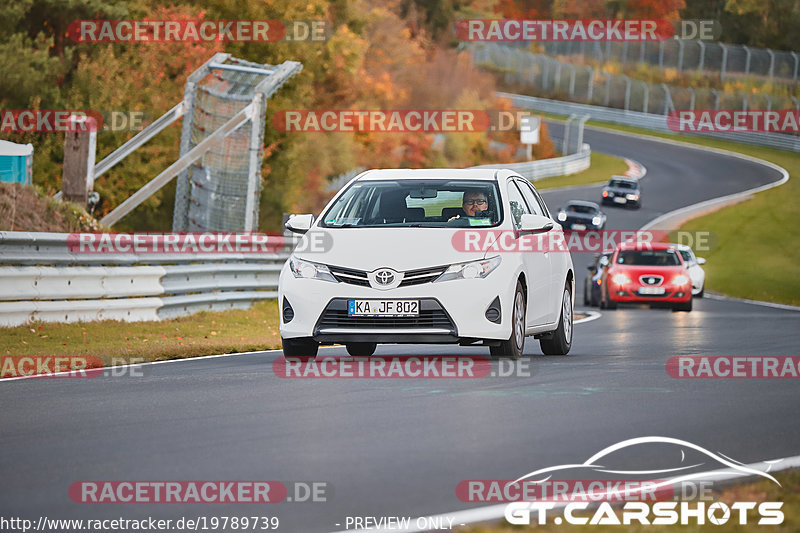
[{"left": 2, "top": 126, "right": 799, "bottom": 532}]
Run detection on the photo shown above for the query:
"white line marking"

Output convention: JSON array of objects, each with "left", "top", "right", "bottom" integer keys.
[
  {"left": 704, "top": 292, "right": 800, "bottom": 312},
  {"left": 328, "top": 453, "right": 800, "bottom": 532}
]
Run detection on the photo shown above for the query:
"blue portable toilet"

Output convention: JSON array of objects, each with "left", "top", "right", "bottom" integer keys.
[{"left": 0, "top": 140, "right": 34, "bottom": 185}]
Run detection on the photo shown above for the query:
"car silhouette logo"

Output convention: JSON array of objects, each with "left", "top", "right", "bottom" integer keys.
[{"left": 375, "top": 269, "right": 395, "bottom": 285}]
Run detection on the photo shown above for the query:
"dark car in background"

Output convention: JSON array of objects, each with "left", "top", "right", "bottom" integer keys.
[
  {"left": 602, "top": 176, "right": 641, "bottom": 208},
  {"left": 556, "top": 200, "right": 607, "bottom": 231},
  {"left": 583, "top": 250, "right": 614, "bottom": 306}
]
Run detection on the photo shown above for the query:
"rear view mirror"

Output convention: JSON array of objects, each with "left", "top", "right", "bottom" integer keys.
[{"left": 285, "top": 214, "right": 315, "bottom": 234}]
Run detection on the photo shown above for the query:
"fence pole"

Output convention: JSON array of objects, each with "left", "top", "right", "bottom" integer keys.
[
  {"left": 688, "top": 86, "right": 695, "bottom": 111},
  {"left": 642, "top": 82, "right": 649, "bottom": 113},
  {"left": 720, "top": 44, "right": 728, "bottom": 80},
  {"left": 743, "top": 45, "right": 751, "bottom": 75},
  {"left": 677, "top": 39, "right": 685, "bottom": 72},
  {"left": 605, "top": 76, "right": 611, "bottom": 107},
  {"left": 658, "top": 40, "right": 665, "bottom": 69},
  {"left": 586, "top": 67, "right": 594, "bottom": 102},
  {"left": 767, "top": 49, "right": 775, "bottom": 79},
  {"left": 568, "top": 64, "right": 576, "bottom": 97},
  {"left": 698, "top": 41, "right": 705, "bottom": 71},
  {"left": 792, "top": 52, "right": 799, "bottom": 83},
  {"left": 623, "top": 76, "right": 631, "bottom": 111}
]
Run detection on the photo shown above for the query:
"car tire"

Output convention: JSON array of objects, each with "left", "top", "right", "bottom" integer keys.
[
  {"left": 540, "top": 283, "right": 573, "bottom": 356},
  {"left": 282, "top": 337, "right": 318, "bottom": 359},
  {"left": 672, "top": 299, "right": 693, "bottom": 312},
  {"left": 490, "top": 282, "right": 526, "bottom": 360},
  {"left": 604, "top": 286, "right": 617, "bottom": 310},
  {"left": 346, "top": 343, "right": 377, "bottom": 357},
  {"left": 696, "top": 286, "right": 705, "bottom": 298}
]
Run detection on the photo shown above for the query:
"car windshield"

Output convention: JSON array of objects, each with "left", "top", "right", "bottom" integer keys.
[
  {"left": 616, "top": 250, "right": 681, "bottom": 266},
  {"left": 567, "top": 204, "right": 597, "bottom": 214},
  {"left": 320, "top": 179, "right": 503, "bottom": 228},
  {"left": 609, "top": 179, "right": 637, "bottom": 189}
]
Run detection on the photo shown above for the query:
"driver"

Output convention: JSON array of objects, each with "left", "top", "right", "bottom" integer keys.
[{"left": 448, "top": 189, "right": 489, "bottom": 221}]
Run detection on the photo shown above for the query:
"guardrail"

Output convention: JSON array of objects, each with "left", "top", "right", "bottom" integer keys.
[
  {"left": 497, "top": 92, "right": 800, "bottom": 152},
  {"left": 471, "top": 142, "right": 591, "bottom": 181},
  {"left": 0, "top": 231, "right": 291, "bottom": 327}
]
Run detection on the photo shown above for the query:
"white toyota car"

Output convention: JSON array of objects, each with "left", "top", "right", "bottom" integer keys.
[{"left": 278, "top": 169, "right": 575, "bottom": 359}]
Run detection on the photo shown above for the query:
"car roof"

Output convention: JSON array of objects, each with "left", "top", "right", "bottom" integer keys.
[
  {"left": 354, "top": 168, "right": 518, "bottom": 182},
  {"left": 566, "top": 200, "right": 600, "bottom": 208},
  {"left": 618, "top": 241, "right": 677, "bottom": 251}
]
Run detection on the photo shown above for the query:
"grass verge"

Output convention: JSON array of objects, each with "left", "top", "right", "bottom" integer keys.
[
  {"left": 537, "top": 113, "right": 800, "bottom": 306},
  {"left": 535, "top": 151, "right": 628, "bottom": 190},
  {"left": 459, "top": 469, "right": 800, "bottom": 532},
  {"left": 1, "top": 300, "right": 282, "bottom": 377}
]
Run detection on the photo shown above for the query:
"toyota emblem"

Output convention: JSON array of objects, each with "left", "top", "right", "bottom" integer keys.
[{"left": 375, "top": 269, "right": 395, "bottom": 285}]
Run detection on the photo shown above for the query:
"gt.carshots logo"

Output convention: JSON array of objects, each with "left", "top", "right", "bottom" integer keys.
[
  {"left": 497, "top": 437, "right": 784, "bottom": 527},
  {"left": 456, "top": 19, "right": 673, "bottom": 41}
]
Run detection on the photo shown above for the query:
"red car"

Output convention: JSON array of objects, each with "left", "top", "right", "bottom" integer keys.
[{"left": 604, "top": 242, "right": 693, "bottom": 312}]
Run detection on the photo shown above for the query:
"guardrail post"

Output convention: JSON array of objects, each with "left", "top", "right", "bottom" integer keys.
[{"left": 62, "top": 115, "right": 97, "bottom": 208}]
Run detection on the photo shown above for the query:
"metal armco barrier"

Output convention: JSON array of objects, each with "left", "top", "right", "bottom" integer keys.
[
  {"left": 471, "top": 143, "right": 591, "bottom": 181},
  {"left": 0, "top": 231, "right": 292, "bottom": 327},
  {"left": 498, "top": 92, "right": 800, "bottom": 152}
]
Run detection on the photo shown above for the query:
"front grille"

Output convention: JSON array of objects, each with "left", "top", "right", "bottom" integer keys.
[
  {"left": 327, "top": 264, "right": 446, "bottom": 287},
  {"left": 639, "top": 275, "right": 664, "bottom": 286},
  {"left": 328, "top": 265, "right": 370, "bottom": 286},
  {"left": 315, "top": 299, "right": 455, "bottom": 330},
  {"left": 399, "top": 265, "right": 447, "bottom": 287}
]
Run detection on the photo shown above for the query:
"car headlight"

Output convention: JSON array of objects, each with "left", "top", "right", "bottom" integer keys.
[
  {"left": 672, "top": 274, "right": 690, "bottom": 286},
  {"left": 557, "top": 212, "right": 567, "bottom": 221},
  {"left": 435, "top": 256, "right": 501, "bottom": 282},
  {"left": 611, "top": 273, "right": 630, "bottom": 285},
  {"left": 288, "top": 256, "right": 338, "bottom": 282},
  {"left": 626, "top": 193, "right": 638, "bottom": 200},
  {"left": 592, "top": 216, "right": 602, "bottom": 226}
]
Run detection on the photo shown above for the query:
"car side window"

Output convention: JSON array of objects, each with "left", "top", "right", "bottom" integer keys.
[
  {"left": 506, "top": 180, "right": 531, "bottom": 228},
  {"left": 515, "top": 179, "right": 547, "bottom": 217}
]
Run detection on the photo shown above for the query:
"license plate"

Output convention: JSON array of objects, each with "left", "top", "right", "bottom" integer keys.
[
  {"left": 639, "top": 287, "right": 666, "bottom": 295},
  {"left": 613, "top": 197, "right": 627, "bottom": 204},
  {"left": 348, "top": 300, "right": 419, "bottom": 317},
  {"left": 571, "top": 223, "right": 586, "bottom": 230}
]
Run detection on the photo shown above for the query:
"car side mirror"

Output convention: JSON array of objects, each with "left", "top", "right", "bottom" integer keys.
[
  {"left": 519, "top": 213, "right": 554, "bottom": 234},
  {"left": 696, "top": 257, "right": 706, "bottom": 265},
  {"left": 285, "top": 214, "right": 315, "bottom": 234}
]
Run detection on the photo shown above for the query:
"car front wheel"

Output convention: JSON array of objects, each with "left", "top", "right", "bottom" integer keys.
[
  {"left": 540, "top": 283, "right": 573, "bottom": 356},
  {"left": 490, "top": 282, "right": 526, "bottom": 360}
]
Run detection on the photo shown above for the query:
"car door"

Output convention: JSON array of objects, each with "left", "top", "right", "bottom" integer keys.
[
  {"left": 506, "top": 178, "right": 552, "bottom": 327},
  {"left": 517, "top": 178, "right": 564, "bottom": 324}
]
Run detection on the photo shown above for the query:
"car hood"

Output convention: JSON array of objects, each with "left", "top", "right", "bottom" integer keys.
[{"left": 292, "top": 227, "right": 489, "bottom": 271}]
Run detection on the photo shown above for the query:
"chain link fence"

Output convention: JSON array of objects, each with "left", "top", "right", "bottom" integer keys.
[
  {"left": 473, "top": 43, "right": 799, "bottom": 115},
  {"left": 543, "top": 39, "right": 800, "bottom": 83}
]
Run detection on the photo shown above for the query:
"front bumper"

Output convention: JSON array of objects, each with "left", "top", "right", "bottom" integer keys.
[
  {"left": 608, "top": 283, "right": 692, "bottom": 304},
  {"left": 279, "top": 261, "right": 519, "bottom": 343}
]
